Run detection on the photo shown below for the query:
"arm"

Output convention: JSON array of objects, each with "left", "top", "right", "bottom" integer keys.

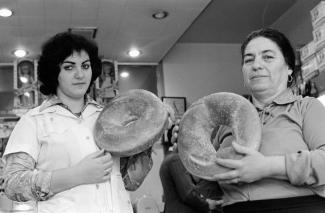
[
  {"left": 3, "top": 114, "right": 52, "bottom": 202},
  {"left": 4, "top": 150, "right": 113, "bottom": 202},
  {"left": 4, "top": 152, "right": 52, "bottom": 201},
  {"left": 213, "top": 98, "right": 325, "bottom": 185},
  {"left": 212, "top": 126, "right": 288, "bottom": 184},
  {"left": 51, "top": 149, "right": 112, "bottom": 194},
  {"left": 285, "top": 98, "right": 325, "bottom": 186}
]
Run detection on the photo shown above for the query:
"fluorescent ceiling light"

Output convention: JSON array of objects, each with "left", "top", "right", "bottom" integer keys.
[
  {"left": 24, "top": 92, "right": 30, "bottom": 97},
  {"left": 120, "top": 72, "right": 129, "bottom": 78},
  {"left": 127, "top": 49, "right": 141, "bottom": 58},
  {"left": 19, "top": 76, "right": 28, "bottom": 83},
  {"left": 13, "top": 49, "right": 28, "bottom": 58},
  {"left": 0, "top": 8, "right": 12, "bottom": 17},
  {"left": 152, "top": 10, "right": 169, "bottom": 19}
]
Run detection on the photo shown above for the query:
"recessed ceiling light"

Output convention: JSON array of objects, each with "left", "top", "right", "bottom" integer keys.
[
  {"left": 13, "top": 49, "right": 28, "bottom": 58},
  {"left": 24, "top": 92, "right": 31, "bottom": 97},
  {"left": 20, "top": 76, "right": 28, "bottom": 83},
  {"left": 127, "top": 49, "right": 141, "bottom": 58},
  {"left": 152, "top": 10, "right": 168, "bottom": 19},
  {"left": 0, "top": 8, "right": 13, "bottom": 17},
  {"left": 120, "top": 72, "right": 129, "bottom": 78}
]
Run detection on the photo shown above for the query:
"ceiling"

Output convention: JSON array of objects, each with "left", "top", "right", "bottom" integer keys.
[
  {"left": 0, "top": 0, "right": 298, "bottom": 63},
  {"left": 179, "top": 0, "right": 297, "bottom": 43}
]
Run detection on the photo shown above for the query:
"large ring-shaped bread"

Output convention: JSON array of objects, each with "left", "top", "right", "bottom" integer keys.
[
  {"left": 94, "top": 89, "right": 169, "bottom": 157},
  {"left": 178, "top": 92, "right": 261, "bottom": 180}
]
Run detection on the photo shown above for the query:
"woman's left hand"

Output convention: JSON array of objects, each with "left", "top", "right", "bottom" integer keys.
[{"left": 212, "top": 142, "right": 271, "bottom": 184}]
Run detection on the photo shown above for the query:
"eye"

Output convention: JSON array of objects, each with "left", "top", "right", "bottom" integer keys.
[
  {"left": 262, "top": 55, "right": 274, "bottom": 61},
  {"left": 243, "top": 57, "right": 254, "bottom": 64},
  {"left": 82, "top": 63, "right": 90, "bottom": 70},
  {"left": 63, "top": 65, "right": 73, "bottom": 71}
]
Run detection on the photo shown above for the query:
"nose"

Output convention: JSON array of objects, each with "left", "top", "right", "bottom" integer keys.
[
  {"left": 74, "top": 67, "right": 84, "bottom": 78},
  {"left": 251, "top": 58, "right": 262, "bottom": 71}
]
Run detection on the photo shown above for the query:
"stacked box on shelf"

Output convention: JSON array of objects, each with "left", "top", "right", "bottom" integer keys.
[
  {"left": 311, "top": 1, "right": 325, "bottom": 51},
  {"left": 316, "top": 45, "right": 325, "bottom": 72},
  {"left": 302, "top": 55, "right": 319, "bottom": 80},
  {"left": 300, "top": 38, "right": 318, "bottom": 81},
  {"left": 312, "top": 22, "right": 325, "bottom": 51},
  {"left": 299, "top": 40, "right": 316, "bottom": 63},
  {"left": 299, "top": 1, "right": 325, "bottom": 81},
  {"left": 311, "top": 1, "right": 325, "bottom": 29}
]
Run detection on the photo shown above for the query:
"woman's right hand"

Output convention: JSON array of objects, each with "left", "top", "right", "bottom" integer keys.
[{"left": 74, "top": 149, "right": 113, "bottom": 185}]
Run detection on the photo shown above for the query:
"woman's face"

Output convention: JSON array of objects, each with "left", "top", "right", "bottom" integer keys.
[
  {"left": 57, "top": 50, "right": 92, "bottom": 100},
  {"left": 242, "top": 37, "right": 292, "bottom": 98}
]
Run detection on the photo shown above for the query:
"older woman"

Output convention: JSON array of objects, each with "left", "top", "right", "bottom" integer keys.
[
  {"left": 211, "top": 28, "right": 325, "bottom": 212},
  {"left": 171, "top": 28, "right": 325, "bottom": 213}
]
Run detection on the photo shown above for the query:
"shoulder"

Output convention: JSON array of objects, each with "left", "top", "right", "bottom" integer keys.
[
  {"left": 299, "top": 96, "right": 323, "bottom": 111},
  {"left": 27, "top": 106, "right": 43, "bottom": 116},
  {"left": 86, "top": 100, "right": 104, "bottom": 113},
  {"left": 293, "top": 96, "right": 325, "bottom": 122}
]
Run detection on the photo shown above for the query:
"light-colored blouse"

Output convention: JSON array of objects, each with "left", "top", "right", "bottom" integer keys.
[{"left": 216, "top": 89, "right": 325, "bottom": 206}]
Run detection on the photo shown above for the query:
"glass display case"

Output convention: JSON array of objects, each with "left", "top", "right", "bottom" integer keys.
[
  {"left": 95, "top": 59, "right": 119, "bottom": 105},
  {"left": 0, "top": 63, "right": 15, "bottom": 114},
  {"left": 13, "top": 59, "right": 39, "bottom": 109}
]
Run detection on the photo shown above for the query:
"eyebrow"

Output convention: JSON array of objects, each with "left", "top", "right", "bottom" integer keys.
[
  {"left": 244, "top": 49, "right": 276, "bottom": 58},
  {"left": 62, "top": 59, "right": 90, "bottom": 64}
]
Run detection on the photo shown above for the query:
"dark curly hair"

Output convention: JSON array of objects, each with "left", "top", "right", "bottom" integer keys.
[
  {"left": 240, "top": 28, "right": 297, "bottom": 87},
  {"left": 38, "top": 32, "right": 102, "bottom": 95}
]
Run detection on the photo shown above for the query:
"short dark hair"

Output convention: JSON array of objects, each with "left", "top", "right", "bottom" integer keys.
[
  {"left": 38, "top": 32, "right": 102, "bottom": 95},
  {"left": 240, "top": 28, "right": 296, "bottom": 87}
]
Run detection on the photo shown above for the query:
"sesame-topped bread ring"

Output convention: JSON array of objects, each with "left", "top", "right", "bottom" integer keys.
[
  {"left": 178, "top": 92, "right": 261, "bottom": 180},
  {"left": 94, "top": 89, "right": 169, "bottom": 157}
]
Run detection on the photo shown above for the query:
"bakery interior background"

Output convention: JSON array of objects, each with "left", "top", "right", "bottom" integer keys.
[{"left": 1, "top": 0, "right": 325, "bottom": 211}]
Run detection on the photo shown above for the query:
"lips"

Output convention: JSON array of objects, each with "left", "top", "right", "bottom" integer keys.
[
  {"left": 250, "top": 75, "right": 268, "bottom": 80},
  {"left": 73, "top": 82, "right": 86, "bottom": 85}
]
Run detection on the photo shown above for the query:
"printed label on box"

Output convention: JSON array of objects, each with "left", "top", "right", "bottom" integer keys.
[
  {"left": 311, "top": 1, "right": 325, "bottom": 29},
  {"left": 300, "top": 41, "right": 316, "bottom": 62},
  {"left": 302, "top": 56, "right": 318, "bottom": 79},
  {"left": 316, "top": 46, "right": 325, "bottom": 72},
  {"left": 313, "top": 25, "right": 325, "bottom": 50}
]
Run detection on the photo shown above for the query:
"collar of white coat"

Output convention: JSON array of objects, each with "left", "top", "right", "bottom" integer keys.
[{"left": 31, "top": 95, "right": 102, "bottom": 117}]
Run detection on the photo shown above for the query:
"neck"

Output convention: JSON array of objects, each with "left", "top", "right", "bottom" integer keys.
[
  {"left": 252, "top": 88, "right": 287, "bottom": 108},
  {"left": 252, "top": 95, "right": 272, "bottom": 108},
  {"left": 58, "top": 95, "right": 85, "bottom": 113}
]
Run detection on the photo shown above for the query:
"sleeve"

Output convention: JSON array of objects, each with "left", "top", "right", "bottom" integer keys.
[
  {"left": 285, "top": 98, "right": 325, "bottom": 187},
  {"left": 3, "top": 152, "right": 53, "bottom": 201},
  {"left": 121, "top": 148, "right": 153, "bottom": 191},
  {"left": 3, "top": 113, "right": 40, "bottom": 160}
]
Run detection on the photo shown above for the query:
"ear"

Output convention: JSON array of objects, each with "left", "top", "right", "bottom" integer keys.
[{"left": 287, "top": 65, "right": 293, "bottom": 76}]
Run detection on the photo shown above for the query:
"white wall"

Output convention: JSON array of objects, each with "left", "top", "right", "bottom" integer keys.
[{"left": 162, "top": 43, "right": 248, "bottom": 105}]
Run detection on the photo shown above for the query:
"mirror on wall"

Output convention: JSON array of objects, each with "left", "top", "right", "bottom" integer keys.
[
  {"left": 14, "top": 59, "right": 39, "bottom": 109},
  {"left": 0, "top": 63, "right": 14, "bottom": 113},
  {"left": 117, "top": 64, "right": 158, "bottom": 95}
]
